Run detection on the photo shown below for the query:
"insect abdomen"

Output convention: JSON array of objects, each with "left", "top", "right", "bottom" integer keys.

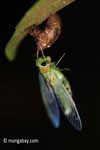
[
  {"left": 54, "top": 70, "right": 72, "bottom": 96},
  {"left": 62, "top": 77, "right": 72, "bottom": 96}
]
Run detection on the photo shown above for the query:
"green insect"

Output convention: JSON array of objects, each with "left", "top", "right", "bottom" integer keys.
[{"left": 36, "top": 54, "right": 82, "bottom": 131}]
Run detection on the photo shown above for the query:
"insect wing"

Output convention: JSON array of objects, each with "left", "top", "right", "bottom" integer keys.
[
  {"left": 53, "top": 73, "right": 82, "bottom": 131},
  {"left": 39, "top": 73, "right": 60, "bottom": 128}
]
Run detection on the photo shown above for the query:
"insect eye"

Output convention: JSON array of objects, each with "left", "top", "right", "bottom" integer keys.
[{"left": 41, "top": 62, "right": 46, "bottom": 66}]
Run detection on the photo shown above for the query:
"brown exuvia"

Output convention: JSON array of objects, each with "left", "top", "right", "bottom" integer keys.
[{"left": 30, "top": 13, "right": 62, "bottom": 51}]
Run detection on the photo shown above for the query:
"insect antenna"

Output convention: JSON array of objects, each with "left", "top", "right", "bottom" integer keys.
[
  {"left": 32, "top": 55, "right": 36, "bottom": 62},
  {"left": 54, "top": 53, "right": 65, "bottom": 68},
  {"left": 32, "top": 51, "right": 37, "bottom": 60}
]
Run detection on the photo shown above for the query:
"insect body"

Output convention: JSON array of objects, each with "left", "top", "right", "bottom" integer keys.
[
  {"left": 36, "top": 56, "right": 82, "bottom": 131},
  {"left": 30, "top": 13, "right": 62, "bottom": 52}
]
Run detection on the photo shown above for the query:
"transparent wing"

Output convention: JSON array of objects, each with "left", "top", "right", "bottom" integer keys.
[
  {"left": 53, "top": 73, "right": 82, "bottom": 131},
  {"left": 39, "top": 73, "right": 60, "bottom": 128}
]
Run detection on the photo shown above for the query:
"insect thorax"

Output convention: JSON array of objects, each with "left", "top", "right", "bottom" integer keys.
[{"left": 43, "top": 69, "right": 72, "bottom": 96}]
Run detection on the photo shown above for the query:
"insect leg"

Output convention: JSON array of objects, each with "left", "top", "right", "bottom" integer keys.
[
  {"left": 41, "top": 50, "right": 45, "bottom": 59},
  {"left": 37, "top": 50, "right": 39, "bottom": 58}
]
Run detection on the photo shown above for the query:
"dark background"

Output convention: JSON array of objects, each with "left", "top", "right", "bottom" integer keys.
[{"left": 0, "top": 0, "right": 98, "bottom": 146}]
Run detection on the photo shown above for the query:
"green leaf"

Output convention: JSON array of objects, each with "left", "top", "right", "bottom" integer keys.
[{"left": 5, "top": 0, "right": 75, "bottom": 61}]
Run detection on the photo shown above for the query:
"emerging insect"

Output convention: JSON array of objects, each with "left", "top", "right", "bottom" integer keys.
[
  {"left": 30, "top": 13, "right": 62, "bottom": 57},
  {"left": 36, "top": 55, "right": 82, "bottom": 131}
]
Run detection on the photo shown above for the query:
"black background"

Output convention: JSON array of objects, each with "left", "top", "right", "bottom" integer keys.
[{"left": 0, "top": 0, "right": 98, "bottom": 146}]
